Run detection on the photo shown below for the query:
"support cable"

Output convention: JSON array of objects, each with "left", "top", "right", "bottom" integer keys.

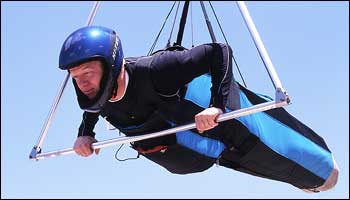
[
  {"left": 208, "top": 1, "right": 247, "bottom": 88},
  {"left": 166, "top": 1, "right": 181, "bottom": 48},
  {"left": 147, "top": 1, "right": 177, "bottom": 55}
]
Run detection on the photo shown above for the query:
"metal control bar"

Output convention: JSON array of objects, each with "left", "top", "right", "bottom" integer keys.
[{"left": 31, "top": 99, "right": 288, "bottom": 160}]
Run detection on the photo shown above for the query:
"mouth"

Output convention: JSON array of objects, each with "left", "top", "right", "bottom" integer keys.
[{"left": 83, "top": 89, "right": 95, "bottom": 96}]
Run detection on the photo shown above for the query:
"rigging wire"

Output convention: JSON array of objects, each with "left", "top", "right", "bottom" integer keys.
[
  {"left": 147, "top": 1, "right": 177, "bottom": 56},
  {"left": 148, "top": 1, "right": 248, "bottom": 88},
  {"left": 208, "top": 1, "right": 247, "bottom": 88},
  {"left": 166, "top": 1, "right": 181, "bottom": 48},
  {"left": 190, "top": 1, "right": 194, "bottom": 47}
]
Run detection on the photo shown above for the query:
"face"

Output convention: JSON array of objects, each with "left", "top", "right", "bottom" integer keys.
[{"left": 69, "top": 60, "right": 103, "bottom": 99}]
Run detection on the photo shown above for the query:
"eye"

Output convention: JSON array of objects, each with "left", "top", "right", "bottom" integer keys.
[
  {"left": 71, "top": 74, "right": 82, "bottom": 82},
  {"left": 85, "top": 72, "right": 92, "bottom": 77},
  {"left": 73, "top": 76, "right": 80, "bottom": 82}
]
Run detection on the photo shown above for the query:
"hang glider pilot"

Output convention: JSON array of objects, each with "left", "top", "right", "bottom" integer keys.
[{"left": 58, "top": 26, "right": 338, "bottom": 192}]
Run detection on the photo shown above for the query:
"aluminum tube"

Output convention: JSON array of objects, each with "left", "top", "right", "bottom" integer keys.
[
  {"left": 32, "top": 99, "right": 288, "bottom": 160},
  {"left": 36, "top": 74, "right": 70, "bottom": 149},
  {"left": 200, "top": 1, "right": 217, "bottom": 43},
  {"left": 86, "top": 1, "right": 101, "bottom": 26},
  {"left": 30, "top": 1, "right": 101, "bottom": 156},
  {"left": 236, "top": 1, "right": 283, "bottom": 90}
]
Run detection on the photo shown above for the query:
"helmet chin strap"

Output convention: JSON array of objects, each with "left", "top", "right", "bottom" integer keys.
[
  {"left": 109, "top": 61, "right": 128, "bottom": 102},
  {"left": 108, "top": 66, "right": 129, "bottom": 102},
  {"left": 110, "top": 74, "right": 119, "bottom": 99}
]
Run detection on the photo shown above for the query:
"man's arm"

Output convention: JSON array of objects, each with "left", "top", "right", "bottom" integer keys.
[
  {"left": 74, "top": 111, "right": 100, "bottom": 157},
  {"left": 77, "top": 111, "right": 99, "bottom": 137},
  {"left": 150, "top": 43, "right": 233, "bottom": 111}
]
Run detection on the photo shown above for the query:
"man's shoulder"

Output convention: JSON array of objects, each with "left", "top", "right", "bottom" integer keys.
[
  {"left": 125, "top": 55, "right": 155, "bottom": 64},
  {"left": 125, "top": 56, "right": 150, "bottom": 71},
  {"left": 125, "top": 56, "right": 142, "bottom": 64}
]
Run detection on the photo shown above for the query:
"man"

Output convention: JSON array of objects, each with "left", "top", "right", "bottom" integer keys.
[{"left": 59, "top": 26, "right": 338, "bottom": 192}]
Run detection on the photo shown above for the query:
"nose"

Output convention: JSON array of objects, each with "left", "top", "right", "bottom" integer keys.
[{"left": 77, "top": 79, "right": 90, "bottom": 89}]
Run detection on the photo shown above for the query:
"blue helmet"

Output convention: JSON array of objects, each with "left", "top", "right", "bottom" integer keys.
[{"left": 59, "top": 26, "right": 124, "bottom": 112}]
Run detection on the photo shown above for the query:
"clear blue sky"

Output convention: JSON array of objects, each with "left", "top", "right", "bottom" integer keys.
[{"left": 2, "top": 1, "right": 349, "bottom": 198}]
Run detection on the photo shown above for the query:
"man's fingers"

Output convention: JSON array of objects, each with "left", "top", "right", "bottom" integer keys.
[
  {"left": 195, "top": 115, "right": 218, "bottom": 132},
  {"left": 73, "top": 136, "right": 99, "bottom": 157},
  {"left": 206, "top": 118, "right": 218, "bottom": 127},
  {"left": 194, "top": 107, "right": 222, "bottom": 133},
  {"left": 75, "top": 145, "right": 93, "bottom": 157},
  {"left": 75, "top": 149, "right": 86, "bottom": 157},
  {"left": 195, "top": 116, "right": 205, "bottom": 133},
  {"left": 84, "top": 144, "right": 93, "bottom": 154},
  {"left": 74, "top": 148, "right": 82, "bottom": 156}
]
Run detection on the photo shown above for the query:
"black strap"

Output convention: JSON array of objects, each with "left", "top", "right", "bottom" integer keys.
[
  {"left": 238, "top": 134, "right": 258, "bottom": 155},
  {"left": 218, "top": 133, "right": 259, "bottom": 169}
]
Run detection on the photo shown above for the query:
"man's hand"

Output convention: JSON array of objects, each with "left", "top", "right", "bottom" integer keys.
[
  {"left": 195, "top": 107, "right": 223, "bottom": 133},
  {"left": 73, "top": 136, "right": 100, "bottom": 157}
]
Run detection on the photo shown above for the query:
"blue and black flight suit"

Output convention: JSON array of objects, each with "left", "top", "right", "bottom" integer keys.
[{"left": 76, "top": 43, "right": 336, "bottom": 191}]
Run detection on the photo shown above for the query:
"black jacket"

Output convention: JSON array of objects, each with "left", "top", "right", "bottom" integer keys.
[{"left": 77, "top": 43, "right": 233, "bottom": 144}]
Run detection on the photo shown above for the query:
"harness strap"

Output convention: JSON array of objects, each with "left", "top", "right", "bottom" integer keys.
[
  {"left": 135, "top": 145, "right": 168, "bottom": 155},
  {"left": 218, "top": 133, "right": 259, "bottom": 168}
]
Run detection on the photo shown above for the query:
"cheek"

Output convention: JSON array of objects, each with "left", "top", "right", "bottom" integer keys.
[
  {"left": 92, "top": 80, "right": 100, "bottom": 88},
  {"left": 95, "top": 72, "right": 104, "bottom": 85},
  {"left": 92, "top": 75, "right": 103, "bottom": 88},
  {"left": 75, "top": 79, "right": 84, "bottom": 88}
]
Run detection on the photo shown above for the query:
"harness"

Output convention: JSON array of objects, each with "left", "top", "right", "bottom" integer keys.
[{"left": 104, "top": 49, "right": 218, "bottom": 174}]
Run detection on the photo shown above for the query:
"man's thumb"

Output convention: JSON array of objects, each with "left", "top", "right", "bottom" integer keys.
[{"left": 95, "top": 148, "right": 100, "bottom": 155}]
